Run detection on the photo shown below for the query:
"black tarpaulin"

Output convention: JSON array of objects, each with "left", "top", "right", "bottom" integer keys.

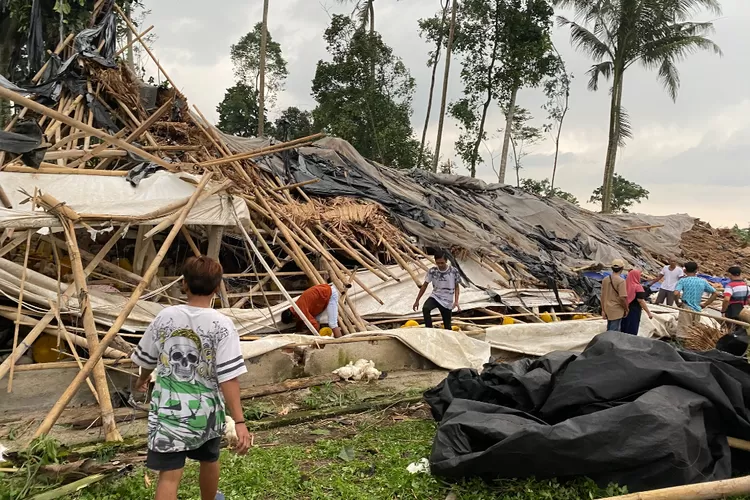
[
  {"left": 0, "top": 121, "right": 46, "bottom": 168},
  {"left": 424, "top": 332, "right": 750, "bottom": 492}
]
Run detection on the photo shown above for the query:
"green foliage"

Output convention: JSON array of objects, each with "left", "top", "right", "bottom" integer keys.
[
  {"left": 731, "top": 225, "right": 750, "bottom": 245},
  {"left": 274, "top": 106, "right": 317, "bottom": 141},
  {"left": 230, "top": 22, "right": 288, "bottom": 106},
  {"left": 302, "top": 382, "right": 362, "bottom": 410},
  {"left": 502, "top": 107, "right": 543, "bottom": 186},
  {"left": 521, "top": 178, "right": 578, "bottom": 205},
  {"left": 448, "top": 0, "right": 557, "bottom": 176},
  {"left": 312, "top": 15, "right": 424, "bottom": 169},
  {"left": 216, "top": 83, "right": 268, "bottom": 138},
  {"left": 243, "top": 402, "right": 276, "bottom": 421},
  {"left": 589, "top": 174, "right": 649, "bottom": 213},
  {"left": 74, "top": 419, "right": 630, "bottom": 500}
]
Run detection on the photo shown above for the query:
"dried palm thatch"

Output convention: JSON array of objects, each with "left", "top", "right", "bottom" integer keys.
[
  {"left": 683, "top": 323, "right": 725, "bottom": 352},
  {"left": 88, "top": 63, "right": 146, "bottom": 119}
]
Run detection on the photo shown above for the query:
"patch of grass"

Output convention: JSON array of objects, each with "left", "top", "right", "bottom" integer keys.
[
  {"left": 301, "top": 382, "right": 362, "bottom": 410},
  {"left": 72, "top": 419, "right": 635, "bottom": 500},
  {"left": 1, "top": 436, "right": 64, "bottom": 500},
  {"left": 243, "top": 401, "right": 277, "bottom": 421}
]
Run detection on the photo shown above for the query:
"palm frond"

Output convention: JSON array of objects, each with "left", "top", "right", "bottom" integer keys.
[
  {"left": 586, "top": 61, "right": 613, "bottom": 91},
  {"left": 616, "top": 106, "right": 633, "bottom": 148},
  {"left": 657, "top": 58, "right": 680, "bottom": 101},
  {"left": 558, "top": 17, "right": 613, "bottom": 61},
  {"left": 668, "top": 0, "right": 722, "bottom": 22}
]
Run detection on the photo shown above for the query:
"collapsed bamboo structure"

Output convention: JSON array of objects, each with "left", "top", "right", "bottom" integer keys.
[{"left": 0, "top": 4, "right": 579, "bottom": 442}]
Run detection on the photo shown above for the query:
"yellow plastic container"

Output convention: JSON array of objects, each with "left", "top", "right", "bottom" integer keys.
[
  {"left": 118, "top": 258, "right": 133, "bottom": 272},
  {"left": 572, "top": 314, "right": 587, "bottom": 321},
  {"left": 319, "top": 327, "right": 333, "bottom": 337},
  {"left": 402, "top": 320, "right": 420, "bottom": 328},
  {"left": 451, "top": 325, "right": 460, "bottom": 332},
  {"left": 502, "top": 317, "right": 516, "bottom": 325},
  {"left": 540, "top": 312, "right": 554, "bottom": 323},
  {"left": 32, "top": 334, "right": 69, "bottom": 363}
]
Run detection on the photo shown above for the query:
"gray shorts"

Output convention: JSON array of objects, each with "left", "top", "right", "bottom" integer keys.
[{"left": 655, "top": 289, "right": 675, "bottom": 306}]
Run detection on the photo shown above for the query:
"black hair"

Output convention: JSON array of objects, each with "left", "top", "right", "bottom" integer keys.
[
  {"left": 433, "top": 250, "right": 448, "bottom": 261},
  {"left": 728, "top": 266, "right": 742, "bottom": 277},
  {"left": 281, "top": 309, "right": 294, "bottom": 324},
  {"left": 684, "top": 261, "right": 699, "bottom": 273}
]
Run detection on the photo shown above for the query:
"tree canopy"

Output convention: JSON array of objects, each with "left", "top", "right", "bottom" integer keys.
[
  {"left": 230, "top": 22, "right": 288, "bottom": 107},
  {"left": 216, "top": 83, "right": 269, "bottom": 138},
  {"left": 312, "top": 14, "right": 424, "bottom": 169},
  {"left": 589, "top": 174, "right": 649, "bottom": 213},
  {"left": 521, "top": 178, "right": 578, "bottom": 205},
  {"left": 274, "top": 107, "right": 317, "bottom": 141}
]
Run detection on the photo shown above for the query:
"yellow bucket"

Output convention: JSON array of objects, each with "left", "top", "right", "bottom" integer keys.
[
  {"left": 451, "top": 325, "right": 460, "bottom": 332},
  {"left": 402, "top": 320, "right": 420, "bottom": 328},
  {"left": 502, "top": 317, "right": 516, "bottom": 325},
  {"left": 540, "top": 312, "right": 554, "bottom": 323},
  {"left": 572, "top": 314, "right": 587, "bottom": 321},
  {"left": 32, "top": 334, "right": 69, "bottom": 363}
]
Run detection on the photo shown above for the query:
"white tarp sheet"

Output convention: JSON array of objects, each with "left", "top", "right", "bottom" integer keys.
[
  {"left": 0, "top": 171, "right": 251, "bottom": 228},
  {"left": 485, "top": 310, "right": 679, "bottom": 357},
  {"left": 240, "top": 328, "right": 491, "bottom": 371}
]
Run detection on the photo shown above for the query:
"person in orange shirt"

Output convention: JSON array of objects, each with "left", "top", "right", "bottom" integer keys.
[{"left": 281, "top": 283, "right": 343, "bottom": 337}]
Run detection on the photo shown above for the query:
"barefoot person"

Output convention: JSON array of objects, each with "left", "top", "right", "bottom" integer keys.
[
  {"left": 132, "top": 256, "right": 250, "bottom": 500},
  {"left": 413, "top": 251, "right": 461, "bottom": 330}
]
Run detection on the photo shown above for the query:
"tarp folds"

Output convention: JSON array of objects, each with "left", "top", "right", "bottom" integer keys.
[
  {"left": 0, "top": 121, "right": 46, "bottom": 168},
  {"left": 424, "top": 332, "right": 750, "bottom": 492}
]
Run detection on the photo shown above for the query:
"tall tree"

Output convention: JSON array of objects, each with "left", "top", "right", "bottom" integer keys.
[
  {"left": 274, "top": 107, "right": 317, "bottom": 141},
  {"left": 589, "top": 174, "right": 649, "bottom": 213},
  {"left": 312, "top": 15, "right": 423, "bottom": 169},
  {"left": 520, "top": 178, "right": 578, "bottom": 204},
  {"left": 417, "top": 0, "right": 450, "bottom": 169},
  {"left": 216, "top": 83, "right": 268, "bottom": 138},
  {"left": 503, "top": 106, "right": 542, "bottom": 187},
  {"left": 230, "top": 22, "right": 288, "bottom": 108},
  {"left": 432, "top": 0, "right": 458, "bottom": 172},
  {"left": 496, "top": 0, "right": 556, "bottom": 184},
  {"left": 541, "top": 50, "right": 572, "bottom": 191},
  {"left": 257, "top": 0, "right": 270, "bottom": 136},
  {"left": 557, "top": 0, "right": 721, "bottom": 213}
]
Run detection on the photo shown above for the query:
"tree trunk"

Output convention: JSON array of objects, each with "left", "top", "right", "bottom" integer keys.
[
  {"left": 432, "top": 0, "right": 458, "bottom": 172},
  {"left": 601, "top": 68, "right": 624, "bottom": 213},
  {"left": 550, "top": 88, "right": 569, "bottom": 191},
  {"left": 418, "top": 0, "right": 449, "bottom": 169},
  {"left": 470, "top": 83, "right": 494, "bottom": 178},
  {"left": 368, "top": 1, "right": 375, "bottom": 79},
  {"left": 125, "top": 3, "right": 134, "bottom": 70},
  {"left": 498, "top": 85, "right": 518, "bottom": 183},
  {"left": 257, "top": 0, "right": 270, "bottom": 137}
]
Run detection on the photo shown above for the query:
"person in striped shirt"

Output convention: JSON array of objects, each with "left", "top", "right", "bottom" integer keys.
[
  {"left": 722, "top": 266, "right": 749, "bottom": 320},
  {"left": 132, "top": 256, "right": 250, "bottom": 500}
]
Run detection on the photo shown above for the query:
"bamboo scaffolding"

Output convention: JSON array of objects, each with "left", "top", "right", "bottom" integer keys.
[{"left": 34, "top": 173, "right": 214, "bottom": 438}]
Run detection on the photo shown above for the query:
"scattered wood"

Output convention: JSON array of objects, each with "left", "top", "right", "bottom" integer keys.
[{"left": 599, "top": 474, "right": 750, "bottom": 500}]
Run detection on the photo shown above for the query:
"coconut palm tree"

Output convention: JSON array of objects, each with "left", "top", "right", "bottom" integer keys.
[{"left": 556, "top": 0, "right": 721, "bottom": 213}]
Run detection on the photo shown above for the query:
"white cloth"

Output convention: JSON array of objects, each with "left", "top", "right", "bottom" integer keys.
[
  {"left": 660, "top": 265, "right": 685, "bottom": 291},
  {"left": 326, "top": 285, "right": 340, "bottom": 329},
  {"left": 424, "top": 266, "right": 460, "bottom": 309},
  {"left": 132, "top": 305, "right": 247, "bottom": 453}
]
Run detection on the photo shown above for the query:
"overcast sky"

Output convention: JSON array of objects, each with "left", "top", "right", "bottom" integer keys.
[{"left": 140, "top": 0, "right": 748, "bottom": 227}]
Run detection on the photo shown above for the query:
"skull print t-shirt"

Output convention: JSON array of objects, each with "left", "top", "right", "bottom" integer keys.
[{"left": 131, "top": 305, "right": 247, "bottom": 453}]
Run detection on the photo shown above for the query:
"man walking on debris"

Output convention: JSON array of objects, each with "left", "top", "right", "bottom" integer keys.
[
  {"left": 601, "top": 259, "right": 628, "bottom": 332},
  {"left": 282, "top": 283, "right": 343, "bottom": 338},
  {"left": 413, "top": 250, "right": 461, "bottom": 330},
  {"left": 132, "top": 256, "right": 250, "bottom": 500},
  {"left": 648, "top": 257, "right": 684, "bottom": 306},
  {"left": 722, "top": 266, "right": 749, "bottom": 320},
  {"left": 674, "top": 261, "right": 719, "bottom": 335}
]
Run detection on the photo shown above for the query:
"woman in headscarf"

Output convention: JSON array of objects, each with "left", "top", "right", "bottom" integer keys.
[{"left": 621, "top": 269, "right": 654, "bottom": 335}]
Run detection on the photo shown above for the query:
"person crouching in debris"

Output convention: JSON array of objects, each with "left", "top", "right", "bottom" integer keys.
[
  {"left": 412, "top": 251, "right": 461, "bottom": 330},
  {"left": 621, "top": 269, "right": 654, "bottom": 335},
  {"left": 132, "top": 256, "right": 250, "bottom": 500},
  {"left": 601, "top": 259, "right": 629, "bottom": 332},
  {"left": 722, "top": 266, "right": 749, "bottom": 320},
  {"left": 674, "top": 261, "right": 719, "bottom": 336},
  {"left": 282, "top": 283, "right": 344, "bottom": 338}
]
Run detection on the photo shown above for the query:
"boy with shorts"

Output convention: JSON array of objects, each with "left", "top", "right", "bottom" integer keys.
[{"left": 132, "top": 256, "right": 250, "bottom": 500}]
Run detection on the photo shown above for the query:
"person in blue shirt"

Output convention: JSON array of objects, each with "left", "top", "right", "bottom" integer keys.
[{"left": 674, "top": 261, "right": 718, "bottom": 336}]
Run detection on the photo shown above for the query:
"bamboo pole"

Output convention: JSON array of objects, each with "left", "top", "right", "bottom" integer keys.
[
  {"left": 248, "top": 217, "right": 282, "bottom": 268},
  {"left": 34, "top": 173, "right": 214, "bottom": 438},
  {"left": 199, "top": 133, "right": 325, "bottom": 167},
  {"left": 51, "top": 302, "right": 99, "bottom": 403},
  {"left": 13, "top": 358, "right": 133, "bottom": 372},
  {"left": 58, "top": 128, "right": 128, "bottom": 169},
  {"left": 0, "top": 86, "right": 176, "bottom": 171},
  {"left": 143, "top": 180, "right": 232, "bottom": 239},
  {"left": 180, "top": 227, "right": 201, "bottom": 257},
  {"left": 60, "top": 217, "right": 122, "bottom": 441},
  {"left": 232, "top": 208, "right": 319, "bottom": 336},
  {"left": 659, "top": 304, "right": 750, "bottom": 327},
  {"left": 346, "top": 234, "right": 401, "bottom": 281},
  {"left": 382, "top": 239, "right": 421, "bottom": 287},
  {"left": 114, "top": 25, "right": 154, "bottom": 57},
  {"left": 269, "top": 178, "right": 320, "bottom": 192},
  {"left": 317, "top": 225, "right": 388, "bottom": 281},
  {"left": 232, "top": 256, "right": 294, "bottom": 308},
  {"left": 600, "top": 475, "right": 750, "bottom": 500},
  {"left": 7, "top": 192, "right": 36, "bottom": 392}
]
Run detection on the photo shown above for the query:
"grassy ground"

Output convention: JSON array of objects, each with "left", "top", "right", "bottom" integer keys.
[{"left": 70, "top": 419, "right": 628, "bottom": 500}]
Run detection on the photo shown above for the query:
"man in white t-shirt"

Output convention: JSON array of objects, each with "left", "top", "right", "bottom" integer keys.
[{"left": 648, "top": 257, "right": 685, "bottom": 306}]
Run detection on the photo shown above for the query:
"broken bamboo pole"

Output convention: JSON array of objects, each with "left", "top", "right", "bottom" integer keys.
[
  {"left": 60, "top": 217, "right": 122, "bottom": 441},
  {"left": 34, "top": 173, "right": 214, "bottom": 438},
  {"left": 232, "top": 207, "right": 319, "bottom": 336},
  {"left": 659, "top": 304, "right": 750, "bottom": 328},
  {"left": 0, "top": 85, "right": 176, "bottom": 171},
  {"left": 114, "top": 25, "right": 154, "bottom": 57},
  {"left": 199, "top": 133, "right": 325, "bottom": 167},
  {"left": 382, "top": 239, "right": 421, "bottom": 287},
  {"left": 600, "top": 475, "right": 750, "bottom": 500},
  {"left": 51, "top": 302, "right": 99, "bottom": 403},
  {"left": 269, "top": 178, "right": 320, "bottom": 192}
]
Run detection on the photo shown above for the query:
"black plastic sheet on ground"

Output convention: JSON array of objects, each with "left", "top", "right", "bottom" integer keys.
[{"left": 424, "top": 332, "right": 750, "bottom": 492}]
